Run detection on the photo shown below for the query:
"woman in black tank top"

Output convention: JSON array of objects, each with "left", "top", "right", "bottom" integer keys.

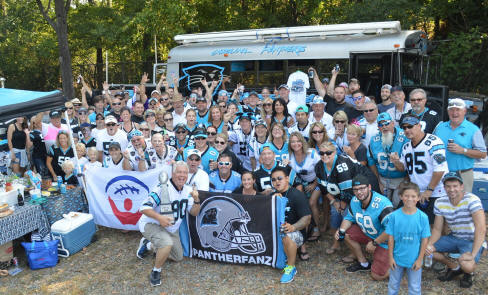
[{"left": 7, "top": 116, "right": 30, "bottom": 174}]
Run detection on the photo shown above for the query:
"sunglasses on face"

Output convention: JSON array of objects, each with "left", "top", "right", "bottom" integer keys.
[
  {"left": 160, "top": 98, "right": 168, "bottom": 102},
  {"left": 378, "top": 120, "right": 391, "bottom": 128},
  {"left": 319, "top": 150, "right": 334, "bottom": 156},
  {"left": 106, "top": 123, "right": 116, "bottom": 127},
  {"left": 263, "top": 103, "right": 272, "bottom": 107},
  {"left": 401, "top": 124, "right": 415, "bottom": 130},
  {"left": 140, "top": 128, "right": 150, "bottom": 131},
  {"left": 163, "top": 118, "right": 173, "bottom": 122},
  {"left": 363, "top": 108, "right": 376, "bottom": 113},
  {"left": 218, "top": 161, "right": 231, "bottom": 166},
  {"left": 311, "top": 130, "right": 324, "bottom": 134},
  {"left": 215, "top": 140, "right": 226, "bottom": 145},
  {"left": 207, "top": 132, "right": 217, "bottom": 136},
  {"left": 67, "top": 107, "right": 73, "bottom": 110},
  {"left": 352, "top": 95, "right": 363, "bottom": 101},
  {"left": 271, "top": 176, "right": 284, "bottom": 182},
  {"left": 188, "top": 157, "right": 200, "bottom": 161},
  {"left": 410, "top": 98, "right": 424, "bottom": 103},
  {"left": 176, "top": 131, "right": 187, "bottom": 134},
  {"left": 335, "top": 120, "right": 346, "bottom": 124},
  {"left": 195, "top": 137, "right": 206, "bottom": 140},
  {"left": 112, "top": 102, "right": 121, "bottom": 106}
]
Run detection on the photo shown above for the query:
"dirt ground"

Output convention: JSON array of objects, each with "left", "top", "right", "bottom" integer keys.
[{"left": 0, "top": 225, "right": 487, "bottom": 295}]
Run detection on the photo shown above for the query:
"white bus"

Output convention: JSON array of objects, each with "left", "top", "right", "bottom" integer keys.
[{"left": 164, "top": 21, "right": 448, "bottom": 118}]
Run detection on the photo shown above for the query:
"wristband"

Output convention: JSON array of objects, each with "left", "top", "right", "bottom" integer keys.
[
  {"left": 372, "top": 240, "right": 378, "bottom": 246},
  {"left": 463, "top": 148, "right": 467, "bottom": 154},
  {"left": 426, "top": 187, "right": 434, "bottom": 192},
  {"left": 194, "top": 200, "right": 201, "bottom": 205}
]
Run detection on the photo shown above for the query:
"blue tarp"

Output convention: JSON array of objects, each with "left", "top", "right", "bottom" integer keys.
[{"left": 0, "top": 88, "right": 66, "bottom": 121}]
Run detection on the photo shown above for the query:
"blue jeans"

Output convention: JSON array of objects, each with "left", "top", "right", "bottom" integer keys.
[
  {"left": 388, "top": 265, "right": 422, "bottom": 295},
  {"left": 434, "top": 234, "right": 484, "bottom": 263},
  {"left": 330, "top": 205, "right": 344, "bottom": 229}
]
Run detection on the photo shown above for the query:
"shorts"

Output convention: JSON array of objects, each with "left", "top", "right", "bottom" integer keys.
[
  {"left": 283, "top": 230, "right": 304, "bottom": 247},
  {"left": 434, "top": 234, "right": 484, "bottom": 263},
  {"left": 142, "top": 223, "right": 183, "bottom": 261},
  {"left": 346, "top": 224, "right": 389, "bottom": 276}
]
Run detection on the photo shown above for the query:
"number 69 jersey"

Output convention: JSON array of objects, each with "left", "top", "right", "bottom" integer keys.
[
  {"left": 345, "top": 191, "right": 393, "bottom": 248},
  {"left": 400, "top": 133, "right": 448, "bottom": 198},
  {"left": 138, "top": 182, "right": 194, "bottom": 234}
]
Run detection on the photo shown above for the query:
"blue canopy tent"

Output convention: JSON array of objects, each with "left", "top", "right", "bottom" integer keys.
[{"left": 0, "top": 88, "right": 66, "bottom": 122}]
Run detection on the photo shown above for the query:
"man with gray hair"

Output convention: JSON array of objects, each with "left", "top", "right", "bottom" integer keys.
[
  {"left": 377, "top": 84, "right": 394, "bottom": 113},
  {"left": 402, "top": 88, "right": 440, "bottom": 134},
  {"left": 137, "top": 161, "right": 201, "bottom": 287},
  {"left": 434, "top": 98, "right": 487, "bottom": 192}
]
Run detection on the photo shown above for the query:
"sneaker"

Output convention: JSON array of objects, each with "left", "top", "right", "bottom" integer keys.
[
  {"left": 460, "top": 273, "right": 473, "bottom": 288},
  {"left": 346, "top": 261, "right": 371, "bottom": 273},
  {"left": 150, "top": 270, "right": 161, "bottom": 287},
  {"left": 280, "top": 265, "right": 297, "bottom": 283},
  {"left": 438, "top": 267, "right": 463, "bottom": 281},
  {"left": 137, "top": 238, "right": 149, "bottom": 259}
]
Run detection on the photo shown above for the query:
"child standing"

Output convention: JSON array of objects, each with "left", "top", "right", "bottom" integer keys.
[
  {"left": 83, "top": 147, "right": 102, "bottom": 172},
  {"left": 386, "top": 182, "right": 431, "bottom": 295}
]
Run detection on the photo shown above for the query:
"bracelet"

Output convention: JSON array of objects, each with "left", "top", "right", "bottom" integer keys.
[
  {"left": 426, "top": 187, "right": 434, "bottom": 192},
  {"left": 194, "top": 200, "right": 201, "bottom": 205}
]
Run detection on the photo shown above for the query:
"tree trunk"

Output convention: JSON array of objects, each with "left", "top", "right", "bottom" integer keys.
[
  {"left": 54, "top": 0, "right": 74, "bottom": 99},
  {"left": 96, "top": 46, "right": 103, "bottom": 88}
]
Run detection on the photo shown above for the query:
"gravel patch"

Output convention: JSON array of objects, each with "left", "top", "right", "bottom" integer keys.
[{"left": 0, "top": 226, "right": 486, "bottom": 295}]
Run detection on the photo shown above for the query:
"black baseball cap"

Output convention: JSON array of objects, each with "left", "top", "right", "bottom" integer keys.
[
  {"left": 352, "top": 175, "right": 370, "bottom": 187},
  {"left": 442, "top": 171, "right": 463, "bottom": 184},
  {"left": 49, "top": 110, "right": 61, "bottom": 118}
]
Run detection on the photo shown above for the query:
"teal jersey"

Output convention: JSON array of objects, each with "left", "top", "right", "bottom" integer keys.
[
  {"left": 182, "top": 145, "right": 219, "bottom": 174},
  {"left": 367, "top": 126, "right": 408, "bottom": 179},
  {"left": 345, "top": 191, "right": 394, "bottom": 248},
  {"left": 267, "top": 141, "right": 289, "bottom": 163}
]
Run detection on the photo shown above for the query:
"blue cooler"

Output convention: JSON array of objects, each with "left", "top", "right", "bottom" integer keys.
[{"left": 51, "top": 212, "right": 96, "bottom": 257}]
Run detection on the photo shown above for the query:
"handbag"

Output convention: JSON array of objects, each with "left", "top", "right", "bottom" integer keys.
[{"left": 21, "top": 240, "right": 59, "bottom": 270}]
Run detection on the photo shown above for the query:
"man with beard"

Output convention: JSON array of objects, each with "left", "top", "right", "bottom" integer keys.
[
  {"left": 137, "top": 161, "right": 201, "bottom": 287},
  {"left": 195, "top": 96, "right": 210, "bottom": 125},
  {"left": 401, "top": 88, "right": 440, "bottom": 134},
  {"left": 123, "top": 129, "right": 149, "bottom": 171},
  {"left": 96, "top": 115, "right": 128, "bottom": 162},
  {"left": 386, "top": 86, "right": 412, "bottom": 125},
  {"left": 159, "top": 92, "right": 173, "bottom": 112},
  {"left": 108, "top": 94, "right": 124, "bottom": 121},
  {"left": 377, "top": 84, "right": 394, "bottom": 113},
  {"left": 390, "top": 115, "right": 448, "bottom": 224},
  {"left": 367, "top": 112, "right": 409, "bottom": 207}
]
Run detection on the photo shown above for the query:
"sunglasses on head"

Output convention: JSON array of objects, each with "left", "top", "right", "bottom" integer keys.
[
  {"left": 319, "top": 150, "right": 334, "bottom": 156},
  {"left": 311, "top": 130, "right": 324, "bottom": 134},
  {"left": 378, "top": 120, "right": 391, "bottom": 127},
  {"left": 218, "top": 161, "right": 231, "bottom": 166},
  {"left": 334, "top": 120, "right": 346, "bottom": 124},
  {"left": 271, "top": 176, "right": 284, "bottom": 182},
  {"left": 352, "top": 95, "right": 363, "bottom": 101},
  {"left": 401, "top": 124, "right": 415, "bottom": 130}
]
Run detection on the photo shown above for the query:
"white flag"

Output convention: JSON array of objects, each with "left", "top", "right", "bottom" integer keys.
[{"left": 85, "top": 167, "right": 163, "bottom": 230}]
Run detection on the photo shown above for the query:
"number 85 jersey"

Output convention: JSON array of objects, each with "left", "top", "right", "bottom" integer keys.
[
  {"left": 400, "top": 133, "right": 448, "bottom": 198},
  {"left": 345, "top": 191, "right": 393, "bottom": 248}
]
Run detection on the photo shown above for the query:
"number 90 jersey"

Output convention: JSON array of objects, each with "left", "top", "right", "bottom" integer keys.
[
  {"left": 345, "top": 191, "right": 393, "bottom": 248},
  {"left": 400, "top": 133, "right": 447, "bottom": 198}
]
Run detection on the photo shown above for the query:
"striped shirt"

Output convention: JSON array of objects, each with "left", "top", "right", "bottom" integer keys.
[{"left": 433, "top": 193, "right": 483, "bottom": 241}]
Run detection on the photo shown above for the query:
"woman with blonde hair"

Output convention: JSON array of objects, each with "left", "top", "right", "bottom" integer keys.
[
  {"left": 46, "top": 130, "right": 74, "bottom": 180},
  {"left": 260, "top": 97, "right": 273, "bottom": 122},
  {"left": 207, "top": 105, "right": 227, "bottom": 133},
  {"left": 308, "top": 122, "right": 329, "bottom": 152},
  {"left": 343, "top": 123, "right": 368, "bottom": 166}
]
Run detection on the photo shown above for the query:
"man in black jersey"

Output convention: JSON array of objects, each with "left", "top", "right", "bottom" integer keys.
[
  {"left": 402, "top": 88, "right": 440, "bottom": 134},
  {"left": 254, "top": 144, "right": 293, "bottom": 194}
]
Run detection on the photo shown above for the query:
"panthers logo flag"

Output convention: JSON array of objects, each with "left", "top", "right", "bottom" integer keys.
[{"left": 179, "top": 191, "right": 288, "bottom": 269}]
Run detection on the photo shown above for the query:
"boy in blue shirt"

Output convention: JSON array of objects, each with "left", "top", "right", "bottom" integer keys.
[{"left": 386, "top": 182, "right": 430, "bottom": 295}]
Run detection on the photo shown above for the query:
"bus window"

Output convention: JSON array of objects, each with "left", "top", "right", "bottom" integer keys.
[
  {"left": 230, "top": 61, "right": 256, "bottom": 86},
  {"left": 287, "top": 59, "right": 316, "bottom": 75},
  {"left": 350, "top": 53, "right": 394, "bottom": 101},
  {"left": 316, "top": 59, "right": 349, "bottom": 85},
  {"left": 258, "top": 60, "right": 284, "bottom": 86},
  {"left": 401, "top": 53, "right": 422, "bottom": 86}
]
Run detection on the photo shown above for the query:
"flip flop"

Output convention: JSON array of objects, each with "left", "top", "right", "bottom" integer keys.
[{"left": 298, "top": 248, "right": 310, "bottom": 261}]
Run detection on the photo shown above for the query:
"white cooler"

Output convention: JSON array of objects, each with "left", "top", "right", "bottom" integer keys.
[
  {"left": 0, "top": 184, "right": 24, "bottom": 207},
  {"left": 51, "top": 212, "right": 96, "bottom": 257}
]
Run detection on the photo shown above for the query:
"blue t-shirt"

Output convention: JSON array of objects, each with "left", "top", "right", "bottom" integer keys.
[
  {"left": 345, "top": 191, "right": 393, "bottom": 248},
  {"left": 386, "top": 208, "right": 431, "bottom": 268},
  {"left": 434, "top": 119, "right": 487, "bottom": 171},
  {"left": 367, "top": 126, "right": 409, "bottom": 179},
  {"left": 88, "top": 110, "right": 110, "bottom": 123},
  {"left": 209, "top": 170, "right": 241, "bottom": 193}
]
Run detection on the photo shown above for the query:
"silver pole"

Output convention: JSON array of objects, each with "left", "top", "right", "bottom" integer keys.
[
  {"left": 105, "top": 51, "right": 109, "bottom": 83},
  {"left": 0, "top": 77, "right": 5, "bottom": 88},
  {"left": 154, "top": 35, "right": 158, "bottom": 64}
]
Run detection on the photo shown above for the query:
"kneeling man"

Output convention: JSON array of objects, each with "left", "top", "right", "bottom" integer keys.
[
  {"left": 137, "top": 161, "right": 201, "bottom": 287},
  {"left": 270, "top": 166, "right": 311, "bottom": 283}
]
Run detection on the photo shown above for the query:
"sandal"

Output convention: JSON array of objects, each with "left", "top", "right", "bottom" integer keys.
[
  {"left": 307, "top": 228, "right": 321, "bottom": 242},
  {"left": 297, "top": 247, "right": 310, "bottom": 261}
]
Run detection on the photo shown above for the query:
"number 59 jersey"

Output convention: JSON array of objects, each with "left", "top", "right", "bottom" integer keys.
[
  {"left": 345, "top": 191, "right": 393, "bottom": 248},
  {"left": 400, "top": 133, "right": 448, "bottom": 198}
]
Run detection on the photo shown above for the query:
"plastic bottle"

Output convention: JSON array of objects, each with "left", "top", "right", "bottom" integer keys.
[{"left": 424, "top": 254, "right": 433, "bottom": 268}]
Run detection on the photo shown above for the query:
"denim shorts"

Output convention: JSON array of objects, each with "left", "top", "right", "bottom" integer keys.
[{"left": 434, "top": 234, "right": 484, "bottom": 263}]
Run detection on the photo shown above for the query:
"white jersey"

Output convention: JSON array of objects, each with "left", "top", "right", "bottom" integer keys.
[
  {"left": 287, "top": 71, "right": 310, "bottom": 106},
  {"left": 102, "top": 156, "right": 124, "bottom": 170},
  {"left": 186, "top": 169, "right": 210, "bottom": 191},
  {"left": 138, "top": 182, "right": 194, "bottom": 234},
  {"left": 357, "top": 118, "right": 378, "bottom": 148},
  {"left": 145, "top": 145, "right": 178, "bottom": 177},
  {"left": 289, "top": 149, "right": 320, "bottom": 183},
  {"left": 84, "top": 161, "right": 102, "bottom": 172},
  {"left": 125, "top": 144, "right": 149, "bottom": 171},
  {"left": 96, "top": 129, "right": 128, "bottom": 161},
  {"left": 309, "top": 112, "right": 334, "bottom": 130},
  {"left": 248, "top": 137, "right": 267, "bottom": 168},
  {"left": 288, "top": 121, "right": 311, "bottom": 141},
  {"left": 400, "top": 133, "right": 448, "bottom": 198},
  {"left": 229, "top": 128, "right": 254, "bottom": 171}
]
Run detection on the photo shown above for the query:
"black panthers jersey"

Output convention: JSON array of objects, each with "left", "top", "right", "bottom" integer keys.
[
  {"left": 254, "top": 161, "right": 295, "bottom": 193},
  {"left": 48, "top": 145, "right": 74, "bottom": 177},
  {"left": 402, "top": 107, "right": 440, "bottom": 134},
  {"left": 315, "top": 155, "right": 379, "bottom": 202}
]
